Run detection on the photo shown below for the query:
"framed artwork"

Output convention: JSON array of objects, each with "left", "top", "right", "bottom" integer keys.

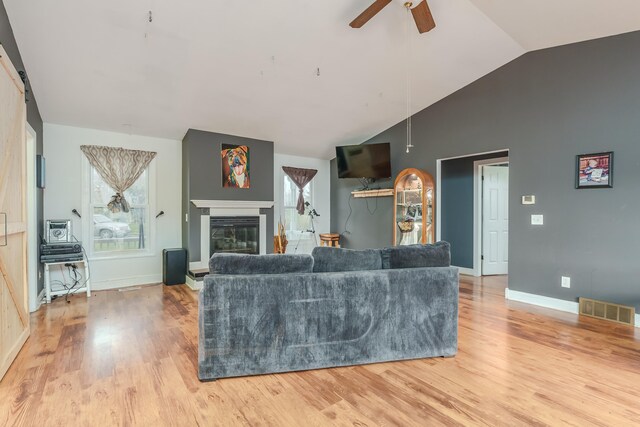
[
  {"left": 221, "top": 144, "right": 250, "bottom": 189},
  {"left": 575, "top": 152, "right": 613, "bottom": 189}
]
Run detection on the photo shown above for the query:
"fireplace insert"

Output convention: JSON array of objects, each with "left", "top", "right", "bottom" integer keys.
[{"left": 210, "top": 216, "right": 259, "bottom": 257}]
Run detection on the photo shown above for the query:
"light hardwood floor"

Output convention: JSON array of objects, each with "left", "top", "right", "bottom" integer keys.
[{"left": 1, "top": 276, "right": 639, "bottom": 426}]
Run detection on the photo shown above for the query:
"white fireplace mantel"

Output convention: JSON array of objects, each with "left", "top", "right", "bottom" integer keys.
[
  {"left": 189, "top": 199, "right": 271, "bottom": 272},
  {"left": 191, "top": 200, "right": 274, "bottom": 209}
]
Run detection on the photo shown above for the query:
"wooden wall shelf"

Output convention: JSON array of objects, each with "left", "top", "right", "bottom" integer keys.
[{"left": 351, "top": 189, "right": 394, "bottom": 198}]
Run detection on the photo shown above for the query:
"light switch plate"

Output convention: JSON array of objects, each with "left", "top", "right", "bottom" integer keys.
[{"left": 531, "top": 214, "right": 544, "bottom": 225}]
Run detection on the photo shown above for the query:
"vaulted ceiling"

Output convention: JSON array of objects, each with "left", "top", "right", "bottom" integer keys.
[{"left": 4, "top": 0, "right": 640, "bottom": 158}]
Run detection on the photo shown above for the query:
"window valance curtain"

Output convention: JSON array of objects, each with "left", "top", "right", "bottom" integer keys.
[
  {"left": 282, "top": 166, "right": 317, "bottom": 215},
  {"left": 81, "top": 145, "right": 157, "bottom": 213}
]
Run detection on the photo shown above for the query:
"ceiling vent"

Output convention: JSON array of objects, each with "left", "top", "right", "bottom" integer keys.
[{"left": 579, "top": 297, "right": 635, "bottom": 327}]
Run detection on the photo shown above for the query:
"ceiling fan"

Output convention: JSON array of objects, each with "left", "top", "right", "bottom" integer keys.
[{"left": 349, "top": 0, "right": 436, "bottom": 34}]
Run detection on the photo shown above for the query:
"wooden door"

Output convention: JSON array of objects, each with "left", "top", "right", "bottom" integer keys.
[{"left": 0, "top": 46, "right": 29, "bottom": 381}]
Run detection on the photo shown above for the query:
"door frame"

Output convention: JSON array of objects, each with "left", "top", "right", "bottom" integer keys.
[
  {"left": 436, "top": 149, "right": 509, "bottom": 276},
  {"left": 26, "top": 123, "right": 41, "bottom": 312},
  {"left": 474, "top": 157, "right": 509, "bottom": 276}
]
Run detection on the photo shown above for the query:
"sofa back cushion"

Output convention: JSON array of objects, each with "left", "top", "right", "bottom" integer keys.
[
  {"left": 381, "top": 241, "right": 451, "bottom": 269},
  {"left": 209, "top": 253, "right": 314, "bottom": 275},
  {"left": 311, "top": 246, "right": 383, "bottom": 273}
]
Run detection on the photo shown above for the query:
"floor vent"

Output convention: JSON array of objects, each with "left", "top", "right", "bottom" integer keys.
[{"left": 579, "top": 297, "right": 635, "bottom": 326}]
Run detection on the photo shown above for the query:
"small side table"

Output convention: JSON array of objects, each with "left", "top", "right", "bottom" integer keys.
[
  {"left": 44, "top": 259, "right": 91, "bottom": 303},
  {"left": 319, "top": 233, "right": 341, "bottom": 248}
]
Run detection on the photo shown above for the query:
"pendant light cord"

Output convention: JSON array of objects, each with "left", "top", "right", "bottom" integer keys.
[{"left": 405, "top": 5, "right": 413, "bottom": 153}]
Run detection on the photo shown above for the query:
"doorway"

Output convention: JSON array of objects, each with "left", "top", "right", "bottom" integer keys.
[
  {"left": 26, "top": 124, "right": 39, "bottom": 312},
  {"left": 476, "top": 159, "right": 509, "bottom": 275},
  {"left": 436, "top": 150, "right": 509, "bottom": 276}
]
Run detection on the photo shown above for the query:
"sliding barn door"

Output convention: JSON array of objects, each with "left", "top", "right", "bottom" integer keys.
[{"left": 0, "top": 46, "right": 29, "bottom": 381}]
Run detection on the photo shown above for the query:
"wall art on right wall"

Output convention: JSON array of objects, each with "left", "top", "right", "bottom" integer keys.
[{"left": 575, "top": 152, "right": 613, "bottom": 189}]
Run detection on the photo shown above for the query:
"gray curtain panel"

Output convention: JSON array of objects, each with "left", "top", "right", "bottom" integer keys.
[
  {"left": 81, "top": 145, "right": 157, "bottom": 213},
  {"left": 282, "top": 166, "right": 317, "bottom": 214}
]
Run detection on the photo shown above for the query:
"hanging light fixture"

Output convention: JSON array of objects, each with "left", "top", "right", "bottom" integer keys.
[{"left": 404, "top": 2, "right": 414, "bottom": 154}]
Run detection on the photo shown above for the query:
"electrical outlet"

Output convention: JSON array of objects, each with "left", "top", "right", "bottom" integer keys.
[
  {"left": 561, "top": 276, "right": 571, "bottom": 288},
  {"left": 531, "top": 214, "right": 544, "bottom": 225}
]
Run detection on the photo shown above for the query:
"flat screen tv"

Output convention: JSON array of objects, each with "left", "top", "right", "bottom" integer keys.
[{"left": 335, "top": 143, "right": 391, "bottom": 179}]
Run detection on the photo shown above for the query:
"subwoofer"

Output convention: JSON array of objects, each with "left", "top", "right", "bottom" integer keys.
[{"left": 162, "top": 248, "right": 187, "bottom": 286}]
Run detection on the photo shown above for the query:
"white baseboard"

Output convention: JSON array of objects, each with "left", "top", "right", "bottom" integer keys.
[
  {"left": 454, "top": 266, "right": 477, "bottom": 276},
  {"left": 91, "top": 274, "right": 162, "bottom": 291},
  {"left": 37, "top": 289, "right": 45, "bottom": 309},
  {"left": 30, "top": 289, "right": 45, "bottom": 313},
  {"left": 505, "top": 288, "right": 579, "bottom": 313},
  {"left": 185, "top": 275, "right": 202, "bottom": 291},
  {"left": 505, "top": 288, "right": 640, "bottom": 328}
]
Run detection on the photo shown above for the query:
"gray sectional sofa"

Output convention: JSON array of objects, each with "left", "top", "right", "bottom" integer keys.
[{"left": 198, "top": 242, "right": 459, "bottom": 381}]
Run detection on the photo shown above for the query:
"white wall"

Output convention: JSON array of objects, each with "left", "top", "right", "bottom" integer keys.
[
  {"left": 44, "top": 124, "right": 182, "bottom": 290},
  {"left": 274, "top": 153, "right": 331, "bottom": 254}
]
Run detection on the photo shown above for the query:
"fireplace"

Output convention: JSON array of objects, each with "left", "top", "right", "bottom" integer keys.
[
  {"left": 189, "top": 200, "right": 272, "bottom": 274},
  {"left": 210, "top": 216, "right": 260, "bottom": 257}
]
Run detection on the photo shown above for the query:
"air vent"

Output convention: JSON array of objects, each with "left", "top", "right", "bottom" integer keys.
[{"left": 579, "top": 297, "right": 635, "bottom": 326}]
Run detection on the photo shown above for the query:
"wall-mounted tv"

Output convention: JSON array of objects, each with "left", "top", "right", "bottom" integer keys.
[{"left": 335, "top": 142, "right": 391, "bottom": 179}]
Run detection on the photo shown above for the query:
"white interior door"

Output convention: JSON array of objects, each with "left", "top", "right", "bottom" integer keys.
[{"left": 482, "top": 165, "right": 509, "bottom": 275}]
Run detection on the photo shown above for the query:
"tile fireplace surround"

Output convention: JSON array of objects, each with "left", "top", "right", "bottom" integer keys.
[{"left": 189, "top": 200, "right": 274, "bottom": 272}]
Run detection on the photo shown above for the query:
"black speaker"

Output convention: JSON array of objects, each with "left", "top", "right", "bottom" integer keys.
[
  {"left": 162, "top": 248, "right": 187, "bottom": 286},
  {"left": 36, "top": 154, "right": 46, "bottom": 189}
]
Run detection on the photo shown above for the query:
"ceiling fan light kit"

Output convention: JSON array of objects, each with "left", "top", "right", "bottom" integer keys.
[{"left": 350, "top": 0, "right": 436, "bottom": 34}]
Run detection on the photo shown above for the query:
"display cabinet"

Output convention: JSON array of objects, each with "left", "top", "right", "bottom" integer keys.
[{"left": 393, "top": 168, "right": 435, "bottom": 246}]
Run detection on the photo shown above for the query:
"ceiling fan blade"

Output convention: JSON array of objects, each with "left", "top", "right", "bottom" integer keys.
[
  {"left": 349, "top": 0, "right": 393, "bottom": 28},
  {"left": 411, "top": 1, "right": 436, "bottom": 33}
]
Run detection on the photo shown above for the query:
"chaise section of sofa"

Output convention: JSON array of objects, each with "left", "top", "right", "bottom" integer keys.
[{"left": 198, "top": 246, "right": 458, "bottom": 381}]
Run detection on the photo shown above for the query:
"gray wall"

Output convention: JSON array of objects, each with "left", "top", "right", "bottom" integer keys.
[
  {"left": 1, "top": 3, "right": 45, "bottom": 293},
  {"left": 331, "top": 160, "right": 395, "bottom": 249},
  {"left": 331, "top": 30, "right": 640, "bottom": 310},
  {"left": 441, "top": 151, "right": 508, "bottom": 268},
  {"left": 182, "top": 129, "right": 274, "bottom": 263}
]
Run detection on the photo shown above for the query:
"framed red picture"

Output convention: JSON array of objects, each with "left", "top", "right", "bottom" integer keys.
[{"left": 575, "top": 152, "right": 613, "bottom": 189}]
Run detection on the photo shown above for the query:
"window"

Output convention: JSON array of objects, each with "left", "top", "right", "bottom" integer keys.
[
  {"left": 283, "top": 174, "right": 313, "bottom": 241},
  {"left": 89, "top": 167, "right": 150, "bottom": 255}
]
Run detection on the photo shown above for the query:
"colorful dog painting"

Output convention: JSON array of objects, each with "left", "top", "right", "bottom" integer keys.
[{"left": 221, "top": 144, "right": 250, "bottom": 189}]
